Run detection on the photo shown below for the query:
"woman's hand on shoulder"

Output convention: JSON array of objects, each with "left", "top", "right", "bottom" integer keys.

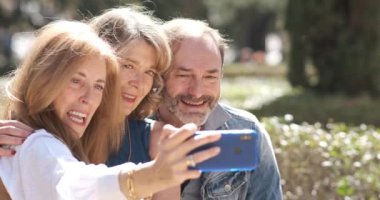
[{"left": 0, "top": 120, "right": 33, "bottom": 157}]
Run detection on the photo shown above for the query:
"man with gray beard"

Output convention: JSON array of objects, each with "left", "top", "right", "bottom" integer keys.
[{"left": 151, "top": 18, "right": 283, "bottom": 200}]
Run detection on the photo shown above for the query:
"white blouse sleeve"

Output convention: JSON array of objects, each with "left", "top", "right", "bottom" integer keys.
[{"left": 13, "top": 130, "right": 132, "bottom": 200}]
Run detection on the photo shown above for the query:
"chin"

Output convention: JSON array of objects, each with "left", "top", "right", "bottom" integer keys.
[
  {"left": 179, "top": 113, "right": 208, "bottom": 126},
  {"left": 122, "top": 109, "right": 132, "bottom": 116}
]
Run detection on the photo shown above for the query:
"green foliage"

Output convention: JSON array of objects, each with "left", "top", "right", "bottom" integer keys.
[
  {"left": 204, "top": 0, "right": 287, "bottom": 50},
  {"left": 285, "top": 0, "right": 380, "bottom": 95},
  {"left": 223, "top": 63, "right": 287, "bottom": 77},
  {"left": 220, "top": 71, "right": 380, "bottom": 127},
  {"left": 251, "top": 91, "right": 380, "bottom": 127},
  {"left": 263, "top": 116, "right": 380, "bottom": 199},
  {"left": 143, "top": 0, "right": 208, "bottom": 20},
  {"left": 221, "top": 76, "right": 292, "bottom": 110}
]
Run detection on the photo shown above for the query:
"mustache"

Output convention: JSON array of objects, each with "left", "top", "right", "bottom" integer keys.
[{"left": 177, "top": 94, "right": 214, "bottom": 103}]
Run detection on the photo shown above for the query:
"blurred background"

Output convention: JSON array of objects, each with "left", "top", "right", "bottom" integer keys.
[{"left": 0, "top": 0, "right": 379, "bottom": 199}]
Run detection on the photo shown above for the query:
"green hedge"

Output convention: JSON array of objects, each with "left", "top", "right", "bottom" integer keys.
[
  {"left": 263, "top": 116, "right": 380, "bottom": 199},
  {"left": 251, "top": 91, "right": 380, "bottom": 127}
]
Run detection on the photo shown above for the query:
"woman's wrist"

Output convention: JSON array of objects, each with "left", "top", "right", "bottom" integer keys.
[{"left": 119, "top": 162, "right": 155, "bottom": 199}]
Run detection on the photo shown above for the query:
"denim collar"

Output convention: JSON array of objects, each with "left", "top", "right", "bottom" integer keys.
[{"left": 203, "top": 104, "right": 231, "bottom": 130}]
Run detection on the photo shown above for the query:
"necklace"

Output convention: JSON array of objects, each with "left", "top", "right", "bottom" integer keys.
[{"left": 126, "top": 120, "right": 132, "bottom": 162}]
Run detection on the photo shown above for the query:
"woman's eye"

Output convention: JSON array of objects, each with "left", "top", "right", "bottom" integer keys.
[
  {"left": 123, "top": 64, "right": 134, "bottom": 69},
  {"left": 146, "top": 70, "right": 155, "bottom": 77},
  {"left": 94, "top": 84, "right": 104, "bottom": 91},
  {"left": 177, "top": 74, "right": 190, "bottom": 78},
  {"left": 71, "top": 78, "right": 81, "bottom": 84}
]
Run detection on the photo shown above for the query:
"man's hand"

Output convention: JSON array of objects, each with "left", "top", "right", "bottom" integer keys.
[{"left": 0, "top": 120, "right": 33, "bottom": 157}]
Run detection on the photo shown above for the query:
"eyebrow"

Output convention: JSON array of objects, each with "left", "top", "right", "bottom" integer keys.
[
  {"left": 176, "top": 66, "right": 220, "bottom": 74},
  {"left": 78, "top": 72, "right": 106, "bottom": 84},
  {"left": 121, "top": 57, "right": 156, "bottom": 69},
  {"left": 120, "top": 57, "right": 139, "bottom": 65}
]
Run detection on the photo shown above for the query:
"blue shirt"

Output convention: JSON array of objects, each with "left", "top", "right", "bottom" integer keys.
[{"left": 107, "top": 119, "right": 151, "bottom": 166}]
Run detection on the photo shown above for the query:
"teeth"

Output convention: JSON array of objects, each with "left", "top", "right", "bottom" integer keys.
[
  {"left": 69, "top": 115, "right": 84, "bottom": 124},
  {"left": 183, "top": 99, "right": 204, "bottom": 106},
  {"left": 68, "top": 111, "right": 86, "bottom": 124},
  {"left": 123, "top": 93, "right": 136, "bottom": 100},
  {"left": 69, "top": 111, "right": 86, "bottom": 118}
]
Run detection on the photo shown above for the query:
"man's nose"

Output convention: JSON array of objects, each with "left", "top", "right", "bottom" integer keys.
[{"left": 188, "top": 78, "right": 204, "bottom": 98}]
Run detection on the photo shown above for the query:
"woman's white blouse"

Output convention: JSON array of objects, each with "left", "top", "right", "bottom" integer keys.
[{"left": 0, "top": 129, "right": 131, "bottom": 200}]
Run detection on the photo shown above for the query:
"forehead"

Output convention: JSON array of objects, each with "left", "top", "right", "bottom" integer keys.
[
  {"left": 172, "top": 35, "right": 222, "bottom": 72},
  {"left": 118, "top": 39, "right": 157, "bottom": 68},
  {"left": 70, "top": 55, "right": 107, "bottom": 80}
]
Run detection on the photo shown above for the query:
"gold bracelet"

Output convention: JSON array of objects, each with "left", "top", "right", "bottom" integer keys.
[{"left": 121, "top": 170, "right": 152, "bottom": 200}]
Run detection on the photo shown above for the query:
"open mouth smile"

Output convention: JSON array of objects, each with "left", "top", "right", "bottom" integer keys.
[
  {"left": 67, "top": 111, "right": 87, "bottom": 125},
  {"left": 122, "top": 93, "right": 137, "bottom": 103}
]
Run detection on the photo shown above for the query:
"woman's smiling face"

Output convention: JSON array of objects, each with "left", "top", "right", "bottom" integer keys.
[
  {"left": 118, "top": 39, "right": 158, "bottom": 116},
  {"left": 52, "top": 55, "right": 107, "bottom": 138}
]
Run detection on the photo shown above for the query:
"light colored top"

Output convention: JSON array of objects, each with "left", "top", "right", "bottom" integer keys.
[{"left": 0, "top": 129, "right": 130, "bottom": 200}]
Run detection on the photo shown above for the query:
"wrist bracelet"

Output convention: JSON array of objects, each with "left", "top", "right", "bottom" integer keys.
[{"left": 122, "top": 169, "right": 152, "bottom": 200}]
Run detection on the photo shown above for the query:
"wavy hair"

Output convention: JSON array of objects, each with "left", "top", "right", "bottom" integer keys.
[{"left": 89, "top": 6, "right": 171, "bottom": 119}]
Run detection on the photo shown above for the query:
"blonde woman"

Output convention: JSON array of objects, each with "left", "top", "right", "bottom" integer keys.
[
  {"left": 0, "top": 7, "right": 171, "bottom": 163},
  {"left": 0, "top": 20, "right": 220, "bottom": 200},
  {"left": 85, "top": 6, "right": 172, "bottom": 164}
]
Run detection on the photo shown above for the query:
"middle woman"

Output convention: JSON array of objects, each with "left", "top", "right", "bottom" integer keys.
[{"left": 86, "top": 7, "right": 171, "bottom": 164}]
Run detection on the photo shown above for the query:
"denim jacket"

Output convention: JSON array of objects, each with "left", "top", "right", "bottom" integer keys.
[{"left": 181, "top": 104, "right": 283, "bottom": 200}]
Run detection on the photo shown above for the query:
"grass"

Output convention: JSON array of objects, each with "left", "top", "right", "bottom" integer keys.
[
  {"left": 220, "top": 63, "right": 380, "bottom": 127},
  {"left": 223, "top": 62, "right": 287, "bottom": 77},
  {"left": 220, "top": 76, "right": 292, "bottom": 110}
]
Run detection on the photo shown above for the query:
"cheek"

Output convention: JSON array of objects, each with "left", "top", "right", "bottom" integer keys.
[
  {"left": 141, "top": 77, "right": 154, "bottom": 95},
  {"left": 209, "top": 84, "right": 221, "bottom": 97},
  {"left": 120, "top": 70, "right": 130, "bottom": 86},
  {"left": 93, "top": 93, "right": 103, "bottom": 108},
  {"left": 52, "top": 97, "right": 67, "bottom": 120},
  {"left": 53, "top": 87, "right": 72, "bottom": 111},
  {"left": 165, "top": 79, "right": 186, "bottom": 96}
]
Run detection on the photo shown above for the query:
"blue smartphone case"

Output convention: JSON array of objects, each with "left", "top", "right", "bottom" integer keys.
[{"left": 189, "top": 129, "right": 260, "bottom": 172}]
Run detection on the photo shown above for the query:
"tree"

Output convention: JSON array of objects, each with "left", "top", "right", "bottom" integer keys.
[{"left": 285, "top": 0, "right": 380, "bottom": 95}]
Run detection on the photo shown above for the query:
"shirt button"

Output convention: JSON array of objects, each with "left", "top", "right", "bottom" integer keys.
[{"left": 224, "top": 184, "right": 231, "bottom": 192}]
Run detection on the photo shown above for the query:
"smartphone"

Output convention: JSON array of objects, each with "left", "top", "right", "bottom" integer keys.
[{"left": 189, "top": 129, "right": 260, "bottom": 172}]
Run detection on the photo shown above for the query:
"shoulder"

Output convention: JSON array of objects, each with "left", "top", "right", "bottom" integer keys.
[
  {"left": 219, "top": 104, "right": 260, "bottom": 125},
  {"left": 22, "top": 129, "right": 65, "bottom": 149},
  {"left": 217, "top": 104, "right": 269, "bottom": 143},
  {"left": 18, "top": 129, "right": 72, "bottom": 161}
]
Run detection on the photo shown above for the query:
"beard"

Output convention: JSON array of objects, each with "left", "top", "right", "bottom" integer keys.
[{"left": 163, "top": 91, "right": 218, "bottom": 126}]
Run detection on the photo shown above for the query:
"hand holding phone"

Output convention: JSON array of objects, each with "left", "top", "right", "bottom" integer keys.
[{"left": 188, "top": 129, "right": 260, "bottom": 172}]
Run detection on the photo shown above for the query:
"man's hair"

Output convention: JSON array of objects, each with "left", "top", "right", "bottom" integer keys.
[
  {"left": 89, "top": 6, "right": 172, "bottom": 119},
  {"left": 162, "top": 18, "right": 229, "bottom": 64},
  {"left": 4, "top": 20, "right": 123, "bottom": 164}
]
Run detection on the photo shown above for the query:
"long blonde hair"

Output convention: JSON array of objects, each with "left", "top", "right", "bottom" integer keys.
[
  {"left": 89, "top": 6, "right": 172, "bottom": 119},
  {"left": 3, "top": 21, "right": 123, "bottom": 163}
]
